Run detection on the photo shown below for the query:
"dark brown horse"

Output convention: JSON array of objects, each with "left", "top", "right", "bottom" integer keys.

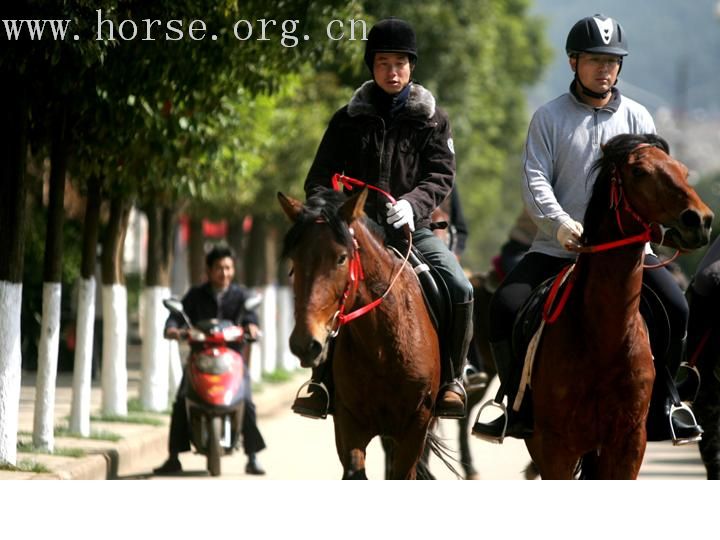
[
  {"left": 279, "top": 188, "right": 449, "bottom": 479},
  {"left": 525, "top": 134, "right": 713, "bottom": 479}
]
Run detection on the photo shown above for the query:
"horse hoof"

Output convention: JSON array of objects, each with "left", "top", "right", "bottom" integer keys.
[
  {"left": 524, "top": 461, "right": 540, "bottom": 480},
  {"left": 465, "top": 473, "right": 481, "bottom": 480}
]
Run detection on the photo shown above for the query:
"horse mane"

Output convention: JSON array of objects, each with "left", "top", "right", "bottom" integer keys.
[
  {"left": 280, "top": 189, "right": 386, "bottom": 259},
  {"left": 581, "top": 133, "right": 670, "bottom": 243}
]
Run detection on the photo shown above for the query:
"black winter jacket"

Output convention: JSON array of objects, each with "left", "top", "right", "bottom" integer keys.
[{"left": 304, "top": 81, "right": 456, "bottom": 231}]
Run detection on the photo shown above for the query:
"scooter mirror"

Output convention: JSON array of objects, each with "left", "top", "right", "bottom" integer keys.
[
  {"left": 244, "top": 291, "right": 263, "bottom": 312},
  {"left": 163, "top": 298, "right": 185, "bottom": 313}
]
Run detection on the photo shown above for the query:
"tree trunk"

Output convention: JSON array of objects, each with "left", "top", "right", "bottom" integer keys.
[
  {"left": 141, "top": 205, "right": 176, "bottom": 411},
  {"left": 69, "top": 176, "right": 102, "bottom": 435},
  {"left": 0, "top": 85, "right": 29, "bottom": 465},
  {"left": 33, "top": 104, "right": 68, "bottom": 451},
  {"left": 227, "top": 216, "right": 246, "bottom": 284},
  {"left": 188, "top": 216, "right": 205, "bottom": 286},
  {"left": 101, "top": 195, "right": 131, "bottom": 416},
  {"left": 245, "top": 216, "right": 267, "bottom": 287}
]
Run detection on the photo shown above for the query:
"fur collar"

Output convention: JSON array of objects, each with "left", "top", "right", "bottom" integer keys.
[{"left": 347, "top": 80, "right": 436, "bottom": 119}]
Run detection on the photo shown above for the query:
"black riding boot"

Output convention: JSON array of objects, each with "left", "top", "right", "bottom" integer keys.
[
  {"left": 435, "top": 301, "right": 473, "bottom": 419},
  {"left": 291, "top": 358, "right": 334, "bottom": 420},
  {"left": 471, "top": 339, "right": 533, "bottom": 443}
]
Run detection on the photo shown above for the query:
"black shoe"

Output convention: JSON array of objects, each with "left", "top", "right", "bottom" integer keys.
[
  {"left": 292, "top": 381, "right": 330, "bottom": 419},
  {"left": 153, "top": 456, "right": 182, "bottom": 475},
  {"left": 245, "top": 456, "right": 266, "bottom": 476},
  {"left": 435, "top": 381, "right": 467, "bottom": 419},
  {"left": 472, "top": 413, "right": 533, "bottom": 443}
]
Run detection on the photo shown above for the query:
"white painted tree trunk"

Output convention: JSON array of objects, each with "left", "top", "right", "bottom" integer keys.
[
  {"left": 32, "top": 282, "right": 62, "bottom": 451},
  {"left": 140, "top": 286, "right": 170, "bottom": 411},
  {"left": 101, "top": 284, "right": 127, "bottom": 416},
  {"left": 168, "top": 339, "right": 182, "bottom": 403},
  {"left": 0, "top": 282, "right": 23, "bottom": 465},
  {"left": 260, "top": 285, "right": 277, "bottom": 375},
  {"left": 278, "top": 286, "right": 299, "bottom": 372},
  {"left": 69, "top": 277, "right": 95, "bottom": 436}
]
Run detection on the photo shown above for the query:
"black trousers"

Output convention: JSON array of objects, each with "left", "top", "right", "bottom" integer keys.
[{"left": 168, "top": 368, "right": 266, "bottom": 456}]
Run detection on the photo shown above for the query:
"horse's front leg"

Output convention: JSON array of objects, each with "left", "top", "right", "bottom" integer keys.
[
  {"left": 333, "top": 405, "right": 373, "bottom": 479},
  {"left": 390, "top": 415, "right": 434, "bottom": 480}
]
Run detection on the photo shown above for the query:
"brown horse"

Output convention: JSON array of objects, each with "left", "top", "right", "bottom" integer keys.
[
  {"left": 279, "top": 188, "right": 449, "bottom": 479},
  {"left": 525, "top": 133, "right": 713, "bottom": 479}
]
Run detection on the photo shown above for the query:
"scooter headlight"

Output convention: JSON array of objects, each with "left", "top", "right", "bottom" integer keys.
[{"left": 194, "top": 350, "right": 235, "bottom": 374}]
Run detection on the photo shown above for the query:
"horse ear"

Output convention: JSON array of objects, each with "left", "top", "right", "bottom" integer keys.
[
  {"left": 340, "top": 188, "right": 368, "bottom": 223},
  {"left": 277, "top": 192, "right": 303, "bottom": 222}
]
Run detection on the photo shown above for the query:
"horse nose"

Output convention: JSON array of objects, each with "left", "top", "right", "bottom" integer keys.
[
  {"left": 680, "top": 209, "right": 702, "bottom": 229},
  {"left": 289, "top": 331, "right": 323, "bottom": 366}
]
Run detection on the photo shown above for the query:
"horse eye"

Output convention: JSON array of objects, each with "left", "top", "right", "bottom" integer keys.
[{"left": 337, "top": 254, "right": 347, "bottom": 265}]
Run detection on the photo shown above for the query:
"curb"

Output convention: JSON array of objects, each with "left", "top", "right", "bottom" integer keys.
[{"left": 5, "top": 371, "right": 305, "bottom": 480}]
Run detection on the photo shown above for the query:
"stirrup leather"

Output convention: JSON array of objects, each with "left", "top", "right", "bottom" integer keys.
[
  {"left": 292, "top": 379, "right": 330, "bottom": 419},
  {"left": 472, "top": 400, "right": 508, "bottom": 444},
  {"left": 669, "top": 402, "right": 702, "bottom": 446}
]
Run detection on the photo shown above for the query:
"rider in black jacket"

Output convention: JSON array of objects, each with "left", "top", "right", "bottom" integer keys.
[{"left": 294, "top": 18, "right": 474, "bottom": 420}]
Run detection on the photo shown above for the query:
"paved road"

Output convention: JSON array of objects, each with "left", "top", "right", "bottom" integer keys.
[{"left": 124, "top": 377, "right": 708, "bottom": 480}]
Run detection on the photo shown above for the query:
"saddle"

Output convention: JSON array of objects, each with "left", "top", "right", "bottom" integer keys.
[
  {"left": 511, "top": 275, "right": 671, "bottom": 368},
  {"left": 388, "top": 240, "right": 452, "bottom": 359},
  {"left": 511, "top": 271, "right": 675, "bottom": 439}
]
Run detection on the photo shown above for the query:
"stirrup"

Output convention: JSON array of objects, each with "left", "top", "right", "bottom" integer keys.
[
  {"left": 669, "top": 402, "right": 703, "bottom": 446},
  {"left": 292, "top": 379, "right": 330, "bottom": 419},
  {"left": 471, "top": 399, "right": 508, "bottom": 444},
  {"left": 675, "top": 362, "right": 701, "bottom": 403}
]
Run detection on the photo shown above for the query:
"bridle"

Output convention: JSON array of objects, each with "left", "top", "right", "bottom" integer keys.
[
  {"left": 325, "top": 173, "right": 413, "bottom": 338},
  {"left": 573, "top": 145, "right": 681, "bottom": 268}
]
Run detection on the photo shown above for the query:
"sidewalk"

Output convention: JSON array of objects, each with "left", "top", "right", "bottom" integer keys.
[{"left": 1, "top": 344, "right": 306, "bottom": 480}]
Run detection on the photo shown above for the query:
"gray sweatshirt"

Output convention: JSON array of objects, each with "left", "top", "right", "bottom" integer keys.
[{"left": 522, "top": 85, "right": 656, "bottom": 259}]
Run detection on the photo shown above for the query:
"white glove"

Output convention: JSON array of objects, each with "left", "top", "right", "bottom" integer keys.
[
  {"left": 386, "top": 199, "right": 415, "bottom": 232},
  {"left": 556, "top": 218, "right": 584, "bottom": 250}
]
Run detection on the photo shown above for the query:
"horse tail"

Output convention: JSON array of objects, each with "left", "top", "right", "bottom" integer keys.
[{"left": 424, "top": 429, "right": 463, "bottom": 479}]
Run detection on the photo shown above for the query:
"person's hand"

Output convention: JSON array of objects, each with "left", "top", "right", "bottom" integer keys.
[
  {"left": 385, "top": 199, "right": 415, "bottom": 232},
  {"left": 165, "top": 327, "right": 182, "bottom": 340},
  {"left": 556, "top": 218, "right": 584, "bottom": 251},
  {"left": 245, "top": 323, "right": 261, "bottom": 341}
]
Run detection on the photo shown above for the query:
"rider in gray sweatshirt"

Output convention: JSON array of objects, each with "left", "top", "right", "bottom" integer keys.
[{"left": 473, "top": 13, "right": 703, "bottom": 445}]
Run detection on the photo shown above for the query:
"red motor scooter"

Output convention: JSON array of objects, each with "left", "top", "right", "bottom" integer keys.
[{"left": 163, "top": 298, "right": 253, "bottom": 476}]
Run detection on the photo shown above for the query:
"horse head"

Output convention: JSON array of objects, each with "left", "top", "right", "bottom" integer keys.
[
  {"left": 278, "top": 188, "right": 368, "bottom": 368},
  {"left": 589, "top": 134, "right": 713, "bottom": 251}
]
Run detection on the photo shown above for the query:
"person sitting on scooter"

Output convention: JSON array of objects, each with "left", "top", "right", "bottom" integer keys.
[{"left": 153, "top": 245, "right": 266, "bottom": 475}]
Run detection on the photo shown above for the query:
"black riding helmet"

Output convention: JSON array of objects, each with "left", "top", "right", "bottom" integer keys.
[
  {"left": 566, "top": 14, "right": 627, "bottom": 99},
  {"left": 364, "top": 18, "right": 418, "bottom": 72},
  {"left": 566, "top": 14, "right": 628, "bottom": 57}
]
